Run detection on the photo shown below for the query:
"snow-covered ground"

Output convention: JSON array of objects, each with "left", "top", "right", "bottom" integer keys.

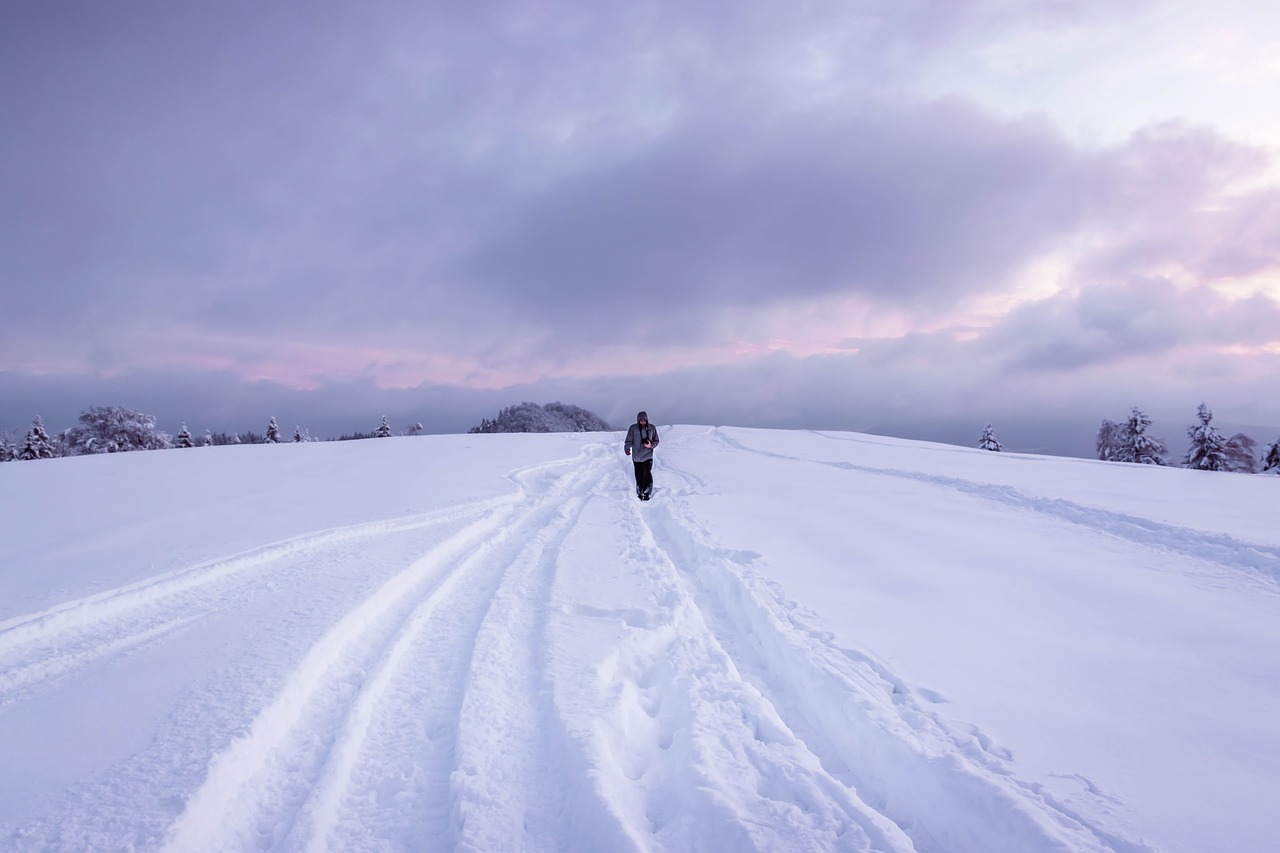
[{"left": 2, "top": 426, "right": 1278, "bottom": 852}]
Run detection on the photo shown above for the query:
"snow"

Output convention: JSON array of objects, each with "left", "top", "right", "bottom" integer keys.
[{"left": 2, "top": 427, "right": 1278, "bottom": 852}]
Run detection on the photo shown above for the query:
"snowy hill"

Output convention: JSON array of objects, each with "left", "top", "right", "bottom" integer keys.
[{"left": 2, "top": 427, "right": 1278, "bottom": 852}]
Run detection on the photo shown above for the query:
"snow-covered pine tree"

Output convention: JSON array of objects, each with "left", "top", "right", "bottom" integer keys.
[
  {"left": 1263, "top": 435, "right": 1280, "bottom": 474},
  {"left": 404, "top": 422, "right": 424, "bottom": 436},
  {"left": 294, "top": 426, "right": 305, "bottom": 443},
  {"left": 204, "top": 429, "right": 214, "bottom": 447},
  {"left": 1096, "top": 419, "right": 1121, "bottom": 461},
  {"left": 1183, "top": 403, "right": 1228, "bottom": 471},
  {"left": 1224, "top": 433, "right": 1258, "bottom": 474},
  {"left": 1116, "top": 407, "right": 1167, "bottom": 465},
  {"left": 20, "top": 416, "right": 58, "bottom": 460},
  {"left": 978, "top": 423, "right": 1002, "bottom": 452},
  {"left": 266, "top": 417, "right": 281, "bottom": 444},
  {"left": 0, "top": 432, "right": 17, "bottom": 462},
  {"left": 376, "top": 416, "right": 392, "bottom": 438},
  {"left": 175, "top": 424, "right": 194, "bottom": 448}
]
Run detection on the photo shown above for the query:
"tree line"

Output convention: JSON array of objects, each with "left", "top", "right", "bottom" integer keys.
[
  {"left": 6, "top": 402, "right": 1277, "bottom": 473},
  {"left": 0, "top": 400, "right": 612, "bottom": 463},
  {"left": 0, "top": 407, "right": 424, "bottom": 462},
  {"left": 977, "top": 404, "right": 1280, "bottom": 474}
]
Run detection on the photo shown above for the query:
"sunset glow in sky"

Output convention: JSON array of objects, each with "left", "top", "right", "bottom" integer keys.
[{"left": 3, "top": 1, "right": 1279, "bottom": 448}]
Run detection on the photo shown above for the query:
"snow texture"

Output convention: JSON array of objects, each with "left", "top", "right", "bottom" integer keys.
[{"left": 2, "top": 427, "right": 1279, "bottom": 852}]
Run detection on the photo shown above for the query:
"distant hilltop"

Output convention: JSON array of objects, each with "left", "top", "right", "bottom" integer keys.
[{"left": 469, "top": 402, "right": 611, "bottom": 434}]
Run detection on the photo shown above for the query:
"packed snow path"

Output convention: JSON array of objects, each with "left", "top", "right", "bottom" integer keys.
[{"left": 3, "top": 427, "right": 1278, "bottom": 851}]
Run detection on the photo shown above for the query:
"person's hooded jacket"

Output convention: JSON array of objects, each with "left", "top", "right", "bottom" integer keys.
[{"left": 624, "top": 412, "right": 659, "bottom": 463}]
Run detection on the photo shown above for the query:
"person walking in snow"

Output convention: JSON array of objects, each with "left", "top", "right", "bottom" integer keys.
[{"left": 624, "top": 411, "right": 659, "bottom": 500}]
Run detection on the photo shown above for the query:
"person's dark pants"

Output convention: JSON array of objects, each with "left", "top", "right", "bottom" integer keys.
[{"left": 633, "top": 459, "right": 653, "bottom": 496}]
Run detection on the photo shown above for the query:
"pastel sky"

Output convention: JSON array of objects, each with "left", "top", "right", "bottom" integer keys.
[{"left": 3, "top": 0, "right": 1279, "bottom": 454}]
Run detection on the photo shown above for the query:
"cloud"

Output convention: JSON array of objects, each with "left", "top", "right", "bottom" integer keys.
[
  {"left": 3, "top": 0, "right": 1280, "bottom": 455},
  {"left": 0, "top": 2, "right": 1124, "bottom": 348},
  {"left": 1073, "top": 123, "right": 1277, "bottom": 280},
  {"left": 979, "top": 278, "right": 1280, "bottom": 371},
  {"left": 457, "top": 98, "right": 1101, "bottom": 343}
]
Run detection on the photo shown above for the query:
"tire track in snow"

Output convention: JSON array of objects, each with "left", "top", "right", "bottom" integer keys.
[
  {"left": 639, "top": 458, "right": 1154, "bottom": 853},
  {"left": 0, "top": 496, "right": 515, "bottom": 703},
  {"left": 717, "top": 429, "right": 1280, "bottom": 584},
  {"left": 162, "top": 444, "right": 614, "bottom": 852}
]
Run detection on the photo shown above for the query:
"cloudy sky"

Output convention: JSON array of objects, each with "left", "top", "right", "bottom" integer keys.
[{"left": 4, "top": 0, "right": 1279, "bottom": 455}]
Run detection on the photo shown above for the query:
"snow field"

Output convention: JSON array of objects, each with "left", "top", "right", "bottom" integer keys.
[{"left": 2, "top": 427, "right": 1278, "bottom": 851}]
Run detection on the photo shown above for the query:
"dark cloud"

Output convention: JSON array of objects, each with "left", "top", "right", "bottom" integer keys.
[
  {"left": 1, "top": 0, "right": 1104, "bottom": 347},
  {"left": 456, "top": 114, "right": 1280, "bottom": 354},
  {"left": 459, "top": 98, "right": 1101, "bottom": 345}
]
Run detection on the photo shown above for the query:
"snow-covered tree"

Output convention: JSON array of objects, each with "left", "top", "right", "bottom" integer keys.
[
  {"left": 19, "top": 417, "right": 58, "bottom": 460},
  {"left": 978, "top": 423, "right": 1002, "bottom": 452},
  {"left": 61, "top": 406, "right": 170, "bottom": 455},
  {"left": 469, "top": 402, "right": 611, "bottom": 434},
  {"left": 1104, "top": 408, "right": 1167, "bottom": 465},
  {"left": 204, "top": 429, "right": 214, "bottom": 447},
  {"left": 1263, "top": 435, "right": 1280, "bottom": 474},
  {"left": 1125, "top": 408, "right": 1168, "bottom": 465},
  {"left": 403, "top": 422, "right": 424, "bottom": 436},
  {"left": 266, "top": 417, "right": 281, "bottom": 444},
  {"left": 542, "top": 402, "right": 612, "bottom": 432},
  {"left": 1223, "top": 433, "right": 1258, "bottom": 474},
  {"left": 1095, "top": 419, "right": 1121, "bottom": 461},
  {"left": 375, "top": 416, "right": 393, "bottom": 438},
  {"left": 0, "top": 432, "right": 16, "bottom": 462},
  {"left": 1183, "top": 403, "right": 1227, "bottom": 471},
  {"left": 175, "top": 423, "right": 194, "bottom": 449}
]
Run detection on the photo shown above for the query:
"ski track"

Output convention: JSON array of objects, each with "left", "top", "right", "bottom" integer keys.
[
  {"left": 3, "top": 431, "right": 1167, "bottom": 851},
  {"left": 162, "top": 444, "right": 616, "bottom": 852},
  {"left": 0, "top": 494, "right": 516, "bottom": 704},
  {"left": 714, "top": 429, "right": 1280, "bottom": 585}
]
